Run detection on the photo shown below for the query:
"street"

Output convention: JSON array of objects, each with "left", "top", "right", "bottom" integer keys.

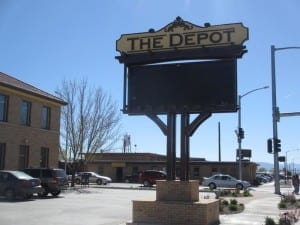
[{"left": 0, "top": 182, "right": 297, "bottom": 225}]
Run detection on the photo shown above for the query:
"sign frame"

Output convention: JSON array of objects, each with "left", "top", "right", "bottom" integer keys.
[{"left": 116, "top": 17, "right": 248, "bottom": 65}]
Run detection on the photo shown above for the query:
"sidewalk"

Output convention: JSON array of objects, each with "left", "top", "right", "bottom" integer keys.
[
  {"left": 220, "top": 182, "right": 300, "bottom": 225},
  {"left": 92, "top": 181, "right": 300, "bottom": 225}
]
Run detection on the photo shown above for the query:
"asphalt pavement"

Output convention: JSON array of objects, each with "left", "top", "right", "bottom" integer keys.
[{"left": 0, "top": 182, "right": 299, "bottom": 225}]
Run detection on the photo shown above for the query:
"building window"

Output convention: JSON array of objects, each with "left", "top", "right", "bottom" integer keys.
[
  {"left": 212, "top": 167, "right": 218, "bottom": 173},
  {"left": 193, "top": 167, "right": 200, "bottom": 177},
  {"left": 40, "top": 147, "right": 49, "bottom": 168},
  {"left": 132, "top": 166, "right": 139, "bottom": 175},
  {"left": 176, "top": 167, "right": 181, "bottom": 177},
  {"left": 0, "top": 143, "right": 6, "bottom": 170},
  {"left": 98, "top": 166, "right": 104, "bottom": 174},
  {"left": 0, "top": 94, "right": 8, "bottom": 122},
  {"left": 151, "top": 166, "right": 158, "bottom": 170},
  {"left": 19, "top": 145, "right": 29, "bottom": 169},
  {"left": 42, "top": 106, "right": 51, "bottom": 129},
  {"left": 21, "top": 100, "right": 31, "bottom": 126}
]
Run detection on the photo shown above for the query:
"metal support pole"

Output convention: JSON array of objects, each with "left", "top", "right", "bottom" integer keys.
[
  {"left": 65, "top": 110, "right": 68, "bottom": 172},
  {"left": 167, "top": 113, "right": 176, "bottom": 180},
  {"left": 180, "top": 113, "right": 190, "bottom": 181},
  {"left": 271, "top": 45, "right": 281, "bottom": 194},
  {"left": 270, "top": 45, "right": 300, "bottom": 194},
  {"left": 218, "top": 122, "right": 221, "bottom": 162},
  {"left": 238, "top": 95, "right": 242, "bottom": 180},
  {"left": 123, "top": 65, "right": 127, "bottom": 112},
  {"left": 147, "top": 112, "right": 211, "bottom": 181},
  {"left": 285, "top": 151, "right": 288, "bottom": 183}
]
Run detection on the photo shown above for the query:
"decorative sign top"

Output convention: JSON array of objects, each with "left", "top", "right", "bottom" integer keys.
[{"left": 116, "top": 17, "right": 248, "bottom": 55}]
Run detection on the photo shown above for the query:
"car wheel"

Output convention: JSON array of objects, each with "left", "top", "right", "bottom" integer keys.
[
  {"left": 143, "top": 180, "right": 151, "bottom": 187},
  {"left": 208, "top": 183, "right": 216, "bottom": 190},
  {"left": 97, "top": 179, "right": 103, "bottom": 185},
  {"left": 24, "top": 194, "right": 33, "bottom": 199},
  {"left": 75, "top": 179, "right": 81, "bottom": 185},
  {"left": 38, "top": 188, "right": 49, "bottom": 197},
  {"left": 5, "top": 189, "right": 15, "bottom": 201},
  {"left": 51, "top": 191, "right": 61, "bottom": 197},
  {"left": 236, "top": 183, "right": 244, "bottom": 190}
]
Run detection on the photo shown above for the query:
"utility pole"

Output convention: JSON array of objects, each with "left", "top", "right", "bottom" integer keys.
[{"left": 270, "top": 45, "right": 300, "bottom": 194}]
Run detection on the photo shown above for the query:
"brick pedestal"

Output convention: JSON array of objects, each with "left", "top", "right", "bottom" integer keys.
[{"left": 127, "top": 180, "right": 220, "bottom": 225}]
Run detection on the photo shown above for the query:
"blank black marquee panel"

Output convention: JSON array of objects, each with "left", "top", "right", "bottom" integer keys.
[{"left": 127, "top": 59, "right": 237, "bottom": 114}]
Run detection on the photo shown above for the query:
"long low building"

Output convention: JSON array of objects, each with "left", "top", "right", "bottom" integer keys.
[{"left": 84, "top": 152, "right": 257, "bottom": 184}]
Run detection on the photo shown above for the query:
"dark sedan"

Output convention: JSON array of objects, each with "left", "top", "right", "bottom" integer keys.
[
  {"left": 0, "top": 170, "right": 43, "bottom": 200},
  {"left": 124, "top": 174, "right": 139, "bottom": 183}
]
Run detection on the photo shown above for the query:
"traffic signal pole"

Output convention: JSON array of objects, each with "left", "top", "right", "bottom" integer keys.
[
  {"left": 271, "top": 45, "right": 281, "bottom": 194},
  {"left": 270, "top": 45, "right": 300, "bottom": 194},
  {"left": 238, "top": 95, "right": 242, "bottom": 180}
]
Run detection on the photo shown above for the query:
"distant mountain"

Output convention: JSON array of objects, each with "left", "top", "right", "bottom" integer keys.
[{"left": 257, "top": 162, "right": 300, "bottom": 171}]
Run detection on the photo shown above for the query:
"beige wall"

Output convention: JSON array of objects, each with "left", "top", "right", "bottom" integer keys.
[
  {"left": 0, "top": 86, "right": 62, "bottom": 170},
  {"left": 85, "top": 159, "right": 257, "bottom": 183}
]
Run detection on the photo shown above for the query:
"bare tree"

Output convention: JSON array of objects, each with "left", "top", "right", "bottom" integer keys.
[{"left": 56, "top": 79, "right": 121, "bottom": 185}]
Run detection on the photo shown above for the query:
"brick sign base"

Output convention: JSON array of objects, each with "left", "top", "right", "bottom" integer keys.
[{"left": 127, "top": 180, "right": 220, "bottom": 225}]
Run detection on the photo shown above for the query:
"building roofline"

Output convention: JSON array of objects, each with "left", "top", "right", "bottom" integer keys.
[{"left": 0, "top": 72, "right": 67, "bottom": 105}]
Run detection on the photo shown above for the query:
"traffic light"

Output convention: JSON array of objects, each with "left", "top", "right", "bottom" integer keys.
[
  {"left": 274, "top": 138, "right": 281, "bottom": 152},
  {"left": 239, "top": 128, "right": 245, "bottom": 139},
  {"left": 267, "top": 138, "right": 273, "bottom": 153},
  {"left": 278, "top": 156, "right": 286, "bottom": 162}
]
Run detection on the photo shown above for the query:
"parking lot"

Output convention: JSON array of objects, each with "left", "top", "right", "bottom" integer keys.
[
  {"left": 0, "top": 182, "right": 295, "bottom": 225},
  {"left": 0, "top": 184, "right": 156, "bottom": 225}
]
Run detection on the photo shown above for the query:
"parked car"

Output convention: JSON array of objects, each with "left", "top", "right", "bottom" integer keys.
[
  {"left": 23, "top": 168, "right": 69, "bottom": 197},
  {"left": 0, "top": 170, "right": 43, "bottom": 200},
  {"left": 124, "top": 174, "right": 139, "bottom": 183},
  {"left": 202, "top": 174, "right": 251, "bottom": 190},
  {"left": 139, "top": 170, "right": 167, "bottom": 187},
  {"left": 75, "top": 172, "right": 112, "bottom": 185},
  {"left": 255, "top": 174, "right": 271, "bottom": 183}
]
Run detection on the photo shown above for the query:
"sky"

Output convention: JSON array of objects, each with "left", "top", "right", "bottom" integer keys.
[{"left": 1, "top": 0, "right": 300, "bottom": 164}]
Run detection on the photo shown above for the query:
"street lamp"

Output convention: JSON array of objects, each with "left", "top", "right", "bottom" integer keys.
[
  {"left": 237, "top": 86, "right": 269, "bottom": 180},
  {"left": 271, "top": 45, "right": 300, "bottom": 195}
]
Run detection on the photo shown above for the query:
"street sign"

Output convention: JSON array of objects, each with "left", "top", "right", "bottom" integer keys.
[
  {"left": 236, "top": 149, "right": 252, "bottom": 158},
  {"left": 278, "top": 156, "right": 286, "bottom": 162}
]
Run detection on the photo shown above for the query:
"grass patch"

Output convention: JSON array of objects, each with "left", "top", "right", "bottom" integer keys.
[
  {"left": 279, "top": 193, "right": 300, "bottom": 210},
  {"left": 214, "top": 188, "right": 252, "bottom": 198},
  {"left": 219, "top": 198, "right": 245, "bottom": 214}
]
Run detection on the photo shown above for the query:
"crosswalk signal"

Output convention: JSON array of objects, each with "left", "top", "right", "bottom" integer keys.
[
  {"left": 267, "top": 138, "right": 273, "bottom": 153},
  {"left": 274, "top": 138, "right": 281, "bottom": 152}
]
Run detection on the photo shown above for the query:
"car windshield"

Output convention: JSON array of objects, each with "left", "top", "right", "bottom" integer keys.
[
  {"left": 11, "top": 171, "right": 33, "bottom": 179},
  {"left": 53, "top": 169, "right": 67, "bottom": 177}
]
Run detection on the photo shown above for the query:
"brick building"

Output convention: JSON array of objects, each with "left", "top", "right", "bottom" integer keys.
[
  {"left": 0, "top": 72, "right": 67, "bottom": 170},
  {"left": 85, "top": 152, "right": 258, "bottom": 183}
]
